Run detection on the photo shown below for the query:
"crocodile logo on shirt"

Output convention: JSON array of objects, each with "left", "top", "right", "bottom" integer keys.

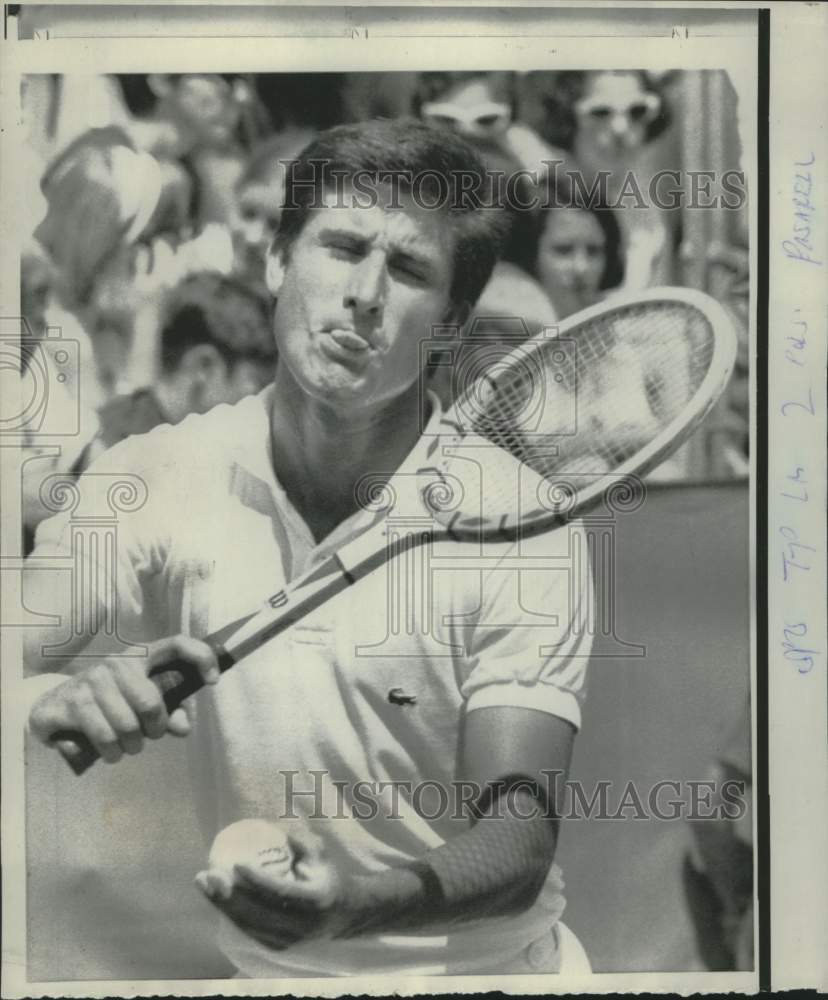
[{"left": 387, "top": 687, "right": 417, "bottom": 707}]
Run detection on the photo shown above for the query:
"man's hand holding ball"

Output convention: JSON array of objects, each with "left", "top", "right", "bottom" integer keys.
[{"left": 196, "top": 819, "right": 354, "bottom": 950}]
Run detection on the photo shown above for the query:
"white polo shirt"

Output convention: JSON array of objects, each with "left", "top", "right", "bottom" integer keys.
[{"left": 33, "top": 387, "right": 593, "bottom": 977}]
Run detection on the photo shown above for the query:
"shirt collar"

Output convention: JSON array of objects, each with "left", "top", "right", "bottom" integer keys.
[{"left": 231, "top": 384, "right": 445, "bottom": 554}]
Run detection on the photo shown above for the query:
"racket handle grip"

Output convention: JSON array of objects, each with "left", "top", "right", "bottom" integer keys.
[{"left": 51, "top": 644, "right": 233, "bottom": 776}]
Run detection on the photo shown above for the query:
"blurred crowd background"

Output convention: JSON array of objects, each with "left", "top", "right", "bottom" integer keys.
[
  {"left": 20, "top": 71, "right": 750, "bottom": 529},
  {"left": 17, "top": 69, "right": 754, "bottom": 976}
]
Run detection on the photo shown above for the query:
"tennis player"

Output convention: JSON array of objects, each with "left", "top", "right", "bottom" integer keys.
[{"left": 26, "top": 119, "right": 593, "bottom": 977}]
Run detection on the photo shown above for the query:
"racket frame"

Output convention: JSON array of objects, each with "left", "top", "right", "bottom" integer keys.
[{"left": 426, "top": 285, "right": 739, "bottom": 540}]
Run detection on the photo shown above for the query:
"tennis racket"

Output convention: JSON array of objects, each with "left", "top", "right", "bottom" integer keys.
[{"left": 54, "top": 287, "right": 738, "bottom": 774}]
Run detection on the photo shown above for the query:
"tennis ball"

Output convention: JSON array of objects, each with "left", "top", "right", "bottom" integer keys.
[{"left": 202, "top": 819, "right": 295, "bottom": 898}]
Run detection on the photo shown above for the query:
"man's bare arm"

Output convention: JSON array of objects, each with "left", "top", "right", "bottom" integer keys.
[
  {"left": 344, "top": 705, "right": 574, "bottom": 933},
  {"left": 205, "top": 705, "right": 576, "bottom": 946}
]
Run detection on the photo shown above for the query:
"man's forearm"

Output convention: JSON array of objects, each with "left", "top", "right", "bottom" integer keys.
[{"left": 339, "top": 788, "right": 557, "bottom": 937}]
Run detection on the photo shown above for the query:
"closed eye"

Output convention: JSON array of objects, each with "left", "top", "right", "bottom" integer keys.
[
  {"left": 327, "top": 238, "right": 363, "bottom": 260},
  {"left": 391, "top": 258, "right": 428, "bottom": 284}
]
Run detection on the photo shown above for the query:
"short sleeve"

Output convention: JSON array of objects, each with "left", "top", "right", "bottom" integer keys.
[{"left": 460, "top": 523, "right": 593, "bottom": 731}]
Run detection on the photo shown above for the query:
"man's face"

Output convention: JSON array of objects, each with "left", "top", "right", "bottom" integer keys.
[{"left": 271, "top": 186, "right": 458, "bottom": 410}]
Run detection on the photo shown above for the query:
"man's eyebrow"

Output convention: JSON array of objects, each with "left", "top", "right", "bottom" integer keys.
[
  {"left": 318, "top": 225, "right": 367, "bottom": 243},
  {"left": 391, "top": 246, "right": 436, "bottom": 273},
  {"left": 318, "top": 226, "right": 438, "bottom": 272},
  {"left": 389, "top": 231, "right": 444, "bottom": 271}
]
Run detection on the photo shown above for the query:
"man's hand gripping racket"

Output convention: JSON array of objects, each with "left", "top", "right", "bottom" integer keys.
[{"left": 43, "top": 287, "right": 737, "bottom": 774}]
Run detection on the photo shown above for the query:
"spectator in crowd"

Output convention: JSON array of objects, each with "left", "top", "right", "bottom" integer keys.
[
  {"left": 518, "top": 178, "right": 698, "bottom": 480},
  {"left": 230, "top": 128, "right": 317, "bottom": 290},
  {"left": 414, "top": 70, "right": 564, "bottom": 186},
  {"left": 21, "top": 271, "right": 275, "bottom": 542},
  {"left": 684, "top": 701, "right": 753, "bottom": 971},
  {"left": 414, "top": 71, "right": 517, "bottom": 154},
  {"left": 115, "top": 73, "right": 266, "bottom": 231},
  {"left": 124, "top": 74, "right": 250, "bottom": 155},
  {"left": 72, "top": 272, "right": 277, "bottom": 475},
  {"left": 20, "top": 242, "right": 52, "bottom": 342},
  {"left": 32, "top": 125, "right": 166, "bottom": 400},
  {"left": 18, "top": 241, "right": 101, "bottom": 554},
  {"left": 526, "top": 180, "right": 625, "bottom": 319},
  {"left": 34, "top": 126, "right": 163, "bottom": 321},
  {"left": 36, "top": 118, "right": 245, "bottom": 395},
  {"left": 412, "top": 71, "right": 556, "bottom": 354},
  {"left": 517, "top": 70, "right": 675, "bottom": 289},
  {"left": 523, "top": 71, "right": 669, "bottom": 181}
]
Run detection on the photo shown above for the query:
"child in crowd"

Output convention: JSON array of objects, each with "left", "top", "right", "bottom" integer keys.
[{"left": 230, "top": 128, "right": 317, "bottom": 290}]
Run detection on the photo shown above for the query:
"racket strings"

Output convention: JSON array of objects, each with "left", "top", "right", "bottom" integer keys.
[{"left": 464, "top": 302, "right": 715, "bottom": 495}]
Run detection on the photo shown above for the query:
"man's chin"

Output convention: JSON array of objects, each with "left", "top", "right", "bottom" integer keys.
[
  {"left": 302, "top": 372, "right": 373, "bottom": 410},
  {"left": 307, "top": 349, "right": 379, "bottom": 401}
]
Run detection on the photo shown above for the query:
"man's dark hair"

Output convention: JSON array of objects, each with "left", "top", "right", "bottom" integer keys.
[
  {"left": 159, "top": 272, "right": 276, "bottom": 374},
  {"left": 236, "top": 127, "right": 318, "bottom": 191},
  {"left": 274, "top": 118, "right": 509, "bottom": 312}
]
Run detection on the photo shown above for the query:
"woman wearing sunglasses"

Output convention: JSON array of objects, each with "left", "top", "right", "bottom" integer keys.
[
  {"left": 413, "top": 72, "right": 560, "bottom": 347},
  {"left": 518, "top": 70, "right": 675, "bottom": 291},
  {"left": 414, "top": 70, "right": 570, "bottom": 195},
  {"left": 531, "top": 71, "right": 668, "bottom": 172}
]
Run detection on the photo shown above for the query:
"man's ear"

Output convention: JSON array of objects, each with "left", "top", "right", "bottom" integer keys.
[{"left": 265, "top": 247, "right": 286, "bottom": 298}]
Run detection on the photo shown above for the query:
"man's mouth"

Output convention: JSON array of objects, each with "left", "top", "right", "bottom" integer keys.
[
  {"left": 328, "top": 328, "right": 372, "bottom": 353},
  {"left": 317, "top": 328, "right": 376, "bottom": 372}
]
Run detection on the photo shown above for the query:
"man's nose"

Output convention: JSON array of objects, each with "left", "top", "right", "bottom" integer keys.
[{"left": 343, "top": 254, "right": 385, "bottom": 317}]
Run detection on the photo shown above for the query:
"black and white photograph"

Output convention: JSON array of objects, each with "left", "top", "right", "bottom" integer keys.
[{"left": 0, "top": 3, "right": 824, "bottom": 996}]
